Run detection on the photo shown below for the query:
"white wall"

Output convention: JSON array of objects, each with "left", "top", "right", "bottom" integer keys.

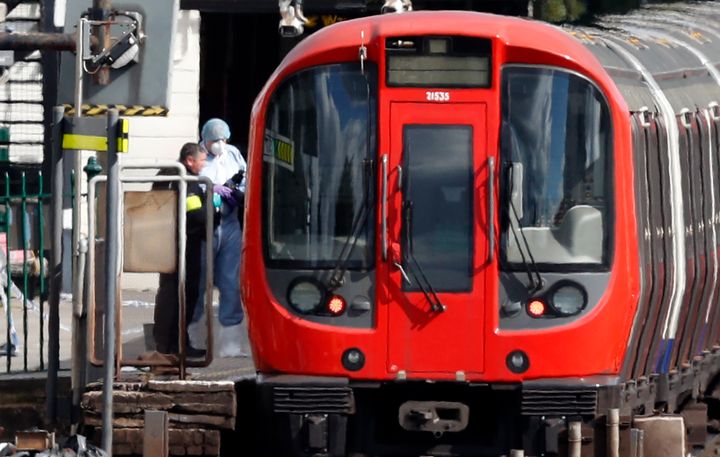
[{"left": 3, "top": 3, "right": 44, "bottom": 164}]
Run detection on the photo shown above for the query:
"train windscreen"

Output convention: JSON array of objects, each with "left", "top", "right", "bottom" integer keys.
[
  {"left": 500, "top": 65, "right": 613, "bottom": 269},
  {"left": 262, "top": 63, "right": 377, "bottom": 269}
]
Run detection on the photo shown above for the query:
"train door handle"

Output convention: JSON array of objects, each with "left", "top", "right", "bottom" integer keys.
[
  {"left": 487, "top": 156, "right": 495, "bottom": 264},
  {"left": 394, "top": 263, "right": 411, "bottom": 285},
  {"left": 381, "top": 154, "right": 388, "bottom": 261},
  {"left": 389, "top": 241, "right": 411, "bottom": 285}
]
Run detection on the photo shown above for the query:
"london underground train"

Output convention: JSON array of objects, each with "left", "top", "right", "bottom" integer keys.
[{"left": 241, "top": 3, "right": 720, "bottom": 456}]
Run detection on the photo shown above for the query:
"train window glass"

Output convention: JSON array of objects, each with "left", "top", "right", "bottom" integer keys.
[
  {"left": 386, "top": 36, "right": 491, "bottom": 88},
  {"left": 387, "top": 55, "right": 489, "bottom": 87},
  {"left": 500, "top": 66, "right": 612, "bottom": 269},
  {"left": 402, "top": 125, "right": 473, "bottom": 292},
  {"left": 262, "top": 63, "right": 377, "bottom": 269}
]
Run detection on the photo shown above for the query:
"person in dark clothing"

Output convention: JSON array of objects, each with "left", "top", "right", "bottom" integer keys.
[
  {"left": 223, "top": 169, "right": 245, "bottom": 228},
  {"left": 152, "top": 143, "right": 214, "bottom": 358}
]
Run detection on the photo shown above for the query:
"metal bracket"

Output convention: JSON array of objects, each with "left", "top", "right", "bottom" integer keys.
[
  {"left": 80, "top": 11, "right": 143, "bottom": 71},
  {"left": 638, "top": 106, "right": 652, "bottom": 128},
  {"left": 679, "top": 108, "right": 692, "bottom": 129}
]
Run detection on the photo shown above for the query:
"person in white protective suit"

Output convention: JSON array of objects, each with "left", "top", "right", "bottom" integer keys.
[{"left": 188, "top": 118, "right": 248, "bottom": 358}]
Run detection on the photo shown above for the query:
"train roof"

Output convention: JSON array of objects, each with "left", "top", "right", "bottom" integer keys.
[
  {"left": 268, "top": 10, "right": 611, "bottom": 93},
  {"left": 567, "top": 1, "right": 720, "bottom": 113},
  {"left": 260, "top": 4, "right": 720, "bottom": 117}
]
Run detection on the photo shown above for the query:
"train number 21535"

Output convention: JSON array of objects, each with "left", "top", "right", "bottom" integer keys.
[{"left": 426, "top": 91, "right": 450, "bottom": 102}]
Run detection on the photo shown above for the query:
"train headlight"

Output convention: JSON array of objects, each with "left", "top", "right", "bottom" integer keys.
[
  {"left": 342, "top": 348, "right": 365, "bottom": 371},
  {"left": 506, "top": 350, "right": 529, "bottom": 374},
  {"left": 549, "top": 282, "right": 587, "bottom": 316},
  {"left": 287, "top": 278, "right": 325, "bottom": 314}
]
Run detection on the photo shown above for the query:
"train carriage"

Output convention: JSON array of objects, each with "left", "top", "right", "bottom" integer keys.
[{"left": 241, "top": 2, "right": 720, "bottom": 456}]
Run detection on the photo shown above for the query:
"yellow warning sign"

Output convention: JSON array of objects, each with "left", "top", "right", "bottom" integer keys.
[{"left": 264, "top": 131, "right": 295, "bottom": 172}]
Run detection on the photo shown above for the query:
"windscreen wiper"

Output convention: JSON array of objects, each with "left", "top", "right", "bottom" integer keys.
[
  {"left": 327, "top": 158, "right": 373, "bottom": 290},
  {"left": 327, "top": 71, "right": 374, "bottom": 290},
  {"left": 506, "top": 166, "right": 543, "bottom": 293},
  {"left": 403, "top": 200, "right": 446, "bottom": 313}
]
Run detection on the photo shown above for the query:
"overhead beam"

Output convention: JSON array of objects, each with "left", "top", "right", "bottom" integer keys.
[{"left": 180, "top": 0, "right": 369, "bottom": 13}]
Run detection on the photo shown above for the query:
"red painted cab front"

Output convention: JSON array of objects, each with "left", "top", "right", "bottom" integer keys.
[{"left": 241, "top": 10, "right": 638, "bottom": 457}]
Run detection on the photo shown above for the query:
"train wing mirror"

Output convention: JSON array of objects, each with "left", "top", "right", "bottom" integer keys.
[{"left": 509, "top": 162, "right": 524, "bottom": 220}]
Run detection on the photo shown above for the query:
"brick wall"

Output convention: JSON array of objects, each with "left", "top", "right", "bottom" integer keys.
[{"left": 113, "top": 427, "right": 220, "bottom": 456}]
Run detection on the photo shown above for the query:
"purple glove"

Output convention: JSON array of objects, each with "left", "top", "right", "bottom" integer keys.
[
  {"left": 213, "top": 185, "right": 238, "bottom": 208},
  {"left": 213, "top": 184, "right": 233, "bottom": 199}
]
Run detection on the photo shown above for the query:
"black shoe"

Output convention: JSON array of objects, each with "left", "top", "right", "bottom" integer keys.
[{"left": 185, "top": 345, "right": 206, "bottom": 359}]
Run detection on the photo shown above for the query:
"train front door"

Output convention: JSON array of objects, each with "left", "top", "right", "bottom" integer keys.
[{"left": 385, "top": 102, "right": 490, "bottom": 377}]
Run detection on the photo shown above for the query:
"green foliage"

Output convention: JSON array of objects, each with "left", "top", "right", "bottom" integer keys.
[{"left": 538, "top": 0, "right": 588, "bottom": 22}]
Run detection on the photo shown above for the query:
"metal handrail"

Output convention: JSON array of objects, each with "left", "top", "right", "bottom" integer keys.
[
  {"left": 86, "top": 165, "right": 215, "bottom": 378},
  {"left": 381, "top": 154, "right": 388, "bottom": 261},
  {"left": 487, "top": 156, "right": 495, "bottom": 264}
]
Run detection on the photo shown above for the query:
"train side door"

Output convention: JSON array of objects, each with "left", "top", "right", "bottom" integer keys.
[{"left": 384, "top": 102, "right": 490, "bottom": 376}]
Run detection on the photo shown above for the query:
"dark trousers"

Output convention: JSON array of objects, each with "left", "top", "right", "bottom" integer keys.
[{"left": 153, "top": 240, "right": 202, "bottom": 354}]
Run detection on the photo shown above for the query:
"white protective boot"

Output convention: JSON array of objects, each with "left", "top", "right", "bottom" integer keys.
[
  {"left": 218, "top": 324, "right": 248, "bottom": 358},
  {"left": 187, "top": 315, "right": 207, "bottom": 350}
]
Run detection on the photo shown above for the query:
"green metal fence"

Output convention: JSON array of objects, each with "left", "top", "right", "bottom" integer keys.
[{"left": 0, "top": 171, "right": 52, "bottom": 373}]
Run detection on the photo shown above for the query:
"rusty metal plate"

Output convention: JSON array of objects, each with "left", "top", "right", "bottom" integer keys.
[{"left": 123, "top": 190, "right": 177, "bottom": 273}]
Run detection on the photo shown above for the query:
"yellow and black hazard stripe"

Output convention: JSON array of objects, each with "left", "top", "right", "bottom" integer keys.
[
  {"left": 117, "top": 118, "right": 129, "bottom": 153},
  {"left": 62, "top": 117, "right": 130, "bottom": 153},
  {"left": 63, "top": 104, "right": 169, "bottom": 117},
  {"left": 62, "top": 133, "right": 107, "bottom": 151}
]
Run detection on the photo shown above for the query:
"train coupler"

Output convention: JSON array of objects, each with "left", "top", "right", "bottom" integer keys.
[{"left": 398, "top": 401, "right": 470, "bottom": 436}]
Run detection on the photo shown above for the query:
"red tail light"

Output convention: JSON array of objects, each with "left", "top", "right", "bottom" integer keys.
[
  {"left": 327, "top": 295, "right": 347, "bottom": 316},
  {"left": 527, "top": 299, "right": 547, "bottom": 318}
]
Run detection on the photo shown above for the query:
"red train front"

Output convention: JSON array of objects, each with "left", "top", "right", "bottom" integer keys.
[{"left": 241, "top": 7, "right": 720, "bottom": 457}]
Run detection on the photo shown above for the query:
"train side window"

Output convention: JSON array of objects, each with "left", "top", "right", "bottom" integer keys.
[
  {"left": 499, "top": 65, "right": 613, "bottom": 269},
  {"left": 627, "top": 114, "right": 654, "bottom": 378}
]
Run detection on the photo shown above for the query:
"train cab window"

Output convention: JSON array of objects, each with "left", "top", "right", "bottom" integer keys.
[
  {"left": 500, "top": 66, "right": 613, "bottom": 269},
  {"left": 262, "top": 63, "right": 377, "bottom": 269},
  {"left": 402, "top": 125, "right": 473, "bottom": 292}
]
